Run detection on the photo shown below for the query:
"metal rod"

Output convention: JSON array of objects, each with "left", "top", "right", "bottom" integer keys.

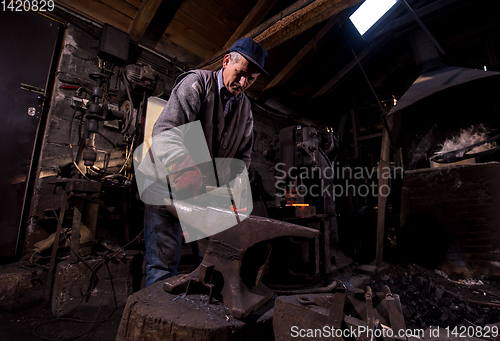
[{"left": 272, "top": 280, "right": 338, "bottom": 295}]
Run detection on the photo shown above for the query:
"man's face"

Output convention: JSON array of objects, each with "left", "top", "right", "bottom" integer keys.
[{"left": 222, "top": 54, "right": 260, "bottom": 96}]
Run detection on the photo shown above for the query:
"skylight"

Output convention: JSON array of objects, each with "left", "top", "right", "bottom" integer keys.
[{"left": 350, "top": 0, "right": 398, "bottom": 36}]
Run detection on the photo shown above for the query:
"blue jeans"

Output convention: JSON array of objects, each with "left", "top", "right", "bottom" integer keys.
[
  {"left": 143, "top": 203, "right": 182, "bottom": 287},
  {"left": 142, "top": 181, "right": 203, "bottom": 287}
]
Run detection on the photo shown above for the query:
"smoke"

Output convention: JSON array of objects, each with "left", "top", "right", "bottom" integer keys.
[
  {"left": 408, "top": 124, "right": 497, "bottom": 168},
  {"left": 435, "top": 124, "right": 496, "bottom": 158},
  {"left": 409, "top": 124, "right": 437, "bottom": 168}
]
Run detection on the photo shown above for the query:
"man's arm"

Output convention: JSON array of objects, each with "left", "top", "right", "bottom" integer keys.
[
  {"left": 151, "top": 72, "right": 204, "bottom": 168},
  {"left": 233, "top": 113, "right": 254, "bottom": 172}
]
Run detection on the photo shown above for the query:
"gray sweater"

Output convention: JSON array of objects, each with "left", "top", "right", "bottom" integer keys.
[{"left": 151, "top": 69, "right": 253, "bottom": 184}]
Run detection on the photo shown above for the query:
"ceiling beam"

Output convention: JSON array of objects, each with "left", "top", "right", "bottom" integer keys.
[
  {"left": 54, "top": 0, "right": 132, "bottom": 32},
  {"left": 201, "top": 0, "right": 363, "bottom": 71},
  {"left": 255, "top": 0, "right": 362, "bottom": 50},
  {"left": 128, "top": 0, "right": 163, "bottom": 41},
  {"left": 256, "top": 17, "right": 339, "bottom": 102},
  {"left": 196, "top": 0, "right": 278, "bottom": 69},
  {"left": 222, "top": 0, "right": 278, "bottom": 53}
]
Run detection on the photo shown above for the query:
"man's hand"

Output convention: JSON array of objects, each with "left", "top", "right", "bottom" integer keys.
[
  {"left": 168, "top": 153, "right": 205, "bottom": 200},
  {"left": 171, "top": 168, "right": 204, "bottom": 199}
]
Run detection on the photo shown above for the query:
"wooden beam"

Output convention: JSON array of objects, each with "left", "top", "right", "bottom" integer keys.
[
  {"left": 255, "top": 0, "right": 363, "bottom": 50},
  {"left": 192, "top": 0, "right": 241, "bottom": 32},
  {"left": 257, "top": 17, "right": 338, "bottom": 101},
  {"left": 215, "top": 0, "right": 255, "bottom": 22},
  {"left": 222, "top": 0, "right": 278, "bottom": 54},
  {"left": 167, "top": 18, "right": 221, "bottom": 55},
  {"left": 178, "top": 1, "right": 234, "bottom": 38},
  {"left": 124, "top": 0, "right": 142, "bottom": 8},
  {"left": 199, "top": 0, "right": 318, "bottom": 69},
  {"left": 172, "top": 11, "right": 227, "bottom": 48},
  {"left": 99, "top": 0, "right": 138, "bottom": 18},
  {"left": 55, "top": 0, "right": 132, "bottom": 32},
  {"left": 139, "top": 0, "right": 183, "bottom": 47},
  {"left": 128, "top": 0, "right": 163, "bottom": 41},
  {"left": 160, "top": 26, "right": 216, "bottom": 59},
  {"left": 201, "top": 0, "right": 363, "bottom": 71}
]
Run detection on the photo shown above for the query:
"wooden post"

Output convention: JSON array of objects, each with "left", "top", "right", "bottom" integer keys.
[
  {"left": 376, "top": 127, "right": 391, "bottom": 264},
  {"left": 45, "top": 191, "right": 67, "bottom": 302},
  {"left": 69, "top": 199, "right": 83, "bottom": 264}
]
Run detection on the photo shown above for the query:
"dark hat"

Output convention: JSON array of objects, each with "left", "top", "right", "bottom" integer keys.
[{"left": 229, "top": 37, "right": 268, "bottom": 75}]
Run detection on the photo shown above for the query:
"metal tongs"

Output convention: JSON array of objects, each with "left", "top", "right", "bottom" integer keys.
[{"left": 429, "top": 133, "right": 500, "bottom": 163}]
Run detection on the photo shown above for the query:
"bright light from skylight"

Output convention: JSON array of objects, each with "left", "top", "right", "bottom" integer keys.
[{"left": 350, "top": 0, "right": 398, "bottom": 35}]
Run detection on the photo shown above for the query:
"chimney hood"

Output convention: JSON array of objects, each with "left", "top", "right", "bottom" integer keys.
[{"left": 386, "top": 30, "right": 500, "bottom": 146}]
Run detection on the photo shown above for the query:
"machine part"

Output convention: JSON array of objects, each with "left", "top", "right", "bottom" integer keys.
[
  {"left": 267, "top": 125, "right": 352, "bottom": 280},
  {"left": 81, "top": 73, "right": 108, "bottom": 167},
  {"left": 82, "top": 137, "right": 97, "bottom": 167},
  {"left": 163, "top": 202, "right": 320, "bottom": 319},
  {"left": 97, "top": 23, "right": 130, "bottom": 66},
  {"left": 124, "top": 64, "right": 166, "bottom": 95},
  {"left": 119, "top": 100, "right": 137, "bottom": 135},
  {"left": 88, "top": 72, "right": 109, "bottom": 85}
]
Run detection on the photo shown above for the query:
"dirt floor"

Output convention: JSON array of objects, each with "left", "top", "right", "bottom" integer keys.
[
  {"left": 2, "top": 262, "right": 500, "bottom": 340},
  {"left": 0, "top": 302, "right": 123, "bottom": 341}
]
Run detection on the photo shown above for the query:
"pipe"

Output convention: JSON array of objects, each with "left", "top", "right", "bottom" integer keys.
[{"left": 400, "top": 0, "right": 449, "bottom": 61}]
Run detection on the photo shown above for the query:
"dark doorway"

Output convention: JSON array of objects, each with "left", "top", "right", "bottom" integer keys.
[{"left": 0, "top": 11, "right": 61, "bottom": 260}]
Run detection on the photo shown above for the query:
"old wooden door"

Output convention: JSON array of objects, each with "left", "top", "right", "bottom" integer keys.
[{"left": 0, "top": 10, "right": 61, "bottom": 261}]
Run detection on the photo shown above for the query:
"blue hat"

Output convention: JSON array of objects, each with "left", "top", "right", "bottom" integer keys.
[{"left": 229, "top": 37, "right": 268, "bottom": 75}]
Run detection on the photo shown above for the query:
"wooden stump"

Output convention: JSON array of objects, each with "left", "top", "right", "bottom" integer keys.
[{"left": 115, "top": 281, "right": 274, "bottom": 340}]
